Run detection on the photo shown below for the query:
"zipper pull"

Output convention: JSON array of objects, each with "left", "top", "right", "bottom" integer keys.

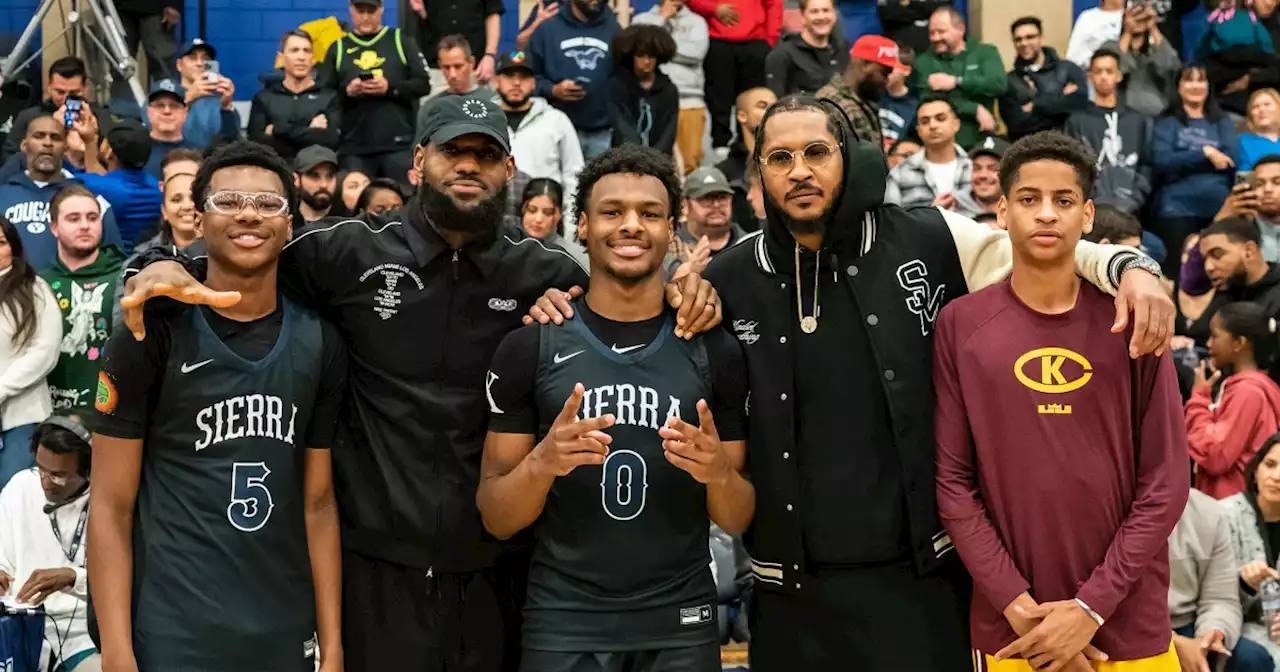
[
  {"left": 426, "top": 566, "right": 434, "bottom": 579},
  {"left": 451, "top": 250, "right": 459, "bottom": 280}
]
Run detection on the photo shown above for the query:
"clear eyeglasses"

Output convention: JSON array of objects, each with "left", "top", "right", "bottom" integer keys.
[
  {"left": 759, "top": 142, "right": 840, "bottom": 174},
  {"left": 204, "top": 191, "right": 290, "bottom": 217}
]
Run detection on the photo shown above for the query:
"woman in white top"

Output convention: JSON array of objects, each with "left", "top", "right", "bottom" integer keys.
[{"left": 0, "top": 216, "right": 63, "bottom": 486}]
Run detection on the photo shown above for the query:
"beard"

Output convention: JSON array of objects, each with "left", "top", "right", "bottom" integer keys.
[
  {"left": 301, "top": 189, "right": 332, "bottom": 210},
  {"left": 418, "top": 179, "right": 509, "bottom": 240},
  {"left": 573, "top": 0, "right": 604, "bottom": 18},
  {"left": 856, "top": 77, "right": 884, "bottom": 103},
  {"left": 499, "top": 88, "right": 531, "bottom": 109}
]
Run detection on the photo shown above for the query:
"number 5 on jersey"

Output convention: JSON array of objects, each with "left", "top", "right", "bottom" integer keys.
[{"left": 228, "top": 462, "right": 275, "bottom": 532}]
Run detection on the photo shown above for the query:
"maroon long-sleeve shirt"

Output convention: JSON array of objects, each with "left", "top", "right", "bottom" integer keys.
[{"left": 933, "top": 279, "right": 1189, "bottom": 661}]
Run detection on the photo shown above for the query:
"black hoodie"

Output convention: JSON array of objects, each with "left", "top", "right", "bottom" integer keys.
[
  {"left": 608, "top": 68, "right": 679, "bottom": 157},
  {"left": 999, "top": 47, "right": 1089, "bottom": 140},
  {"left": 247, "top": 77, "right": 342, "bottom": 160},
  {"left": 764, "top": 32, "right": 851, "bottom": 97}
]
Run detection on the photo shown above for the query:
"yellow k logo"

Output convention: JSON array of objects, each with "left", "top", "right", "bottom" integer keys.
[{"left": 1013, "top": 347, "right": 1093, "bottom": 394}]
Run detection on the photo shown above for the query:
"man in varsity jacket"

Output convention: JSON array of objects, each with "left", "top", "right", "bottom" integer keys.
[
  {"left": 526, "top": 95, "right": 1175, "bottom": 669},
  {"left": 316, "top": 0, "right": 431, "bottom": 182}
]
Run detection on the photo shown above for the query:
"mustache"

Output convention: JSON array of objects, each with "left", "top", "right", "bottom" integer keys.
[{"left": 786, "top": 183, "right": 823, "bottom": 199}]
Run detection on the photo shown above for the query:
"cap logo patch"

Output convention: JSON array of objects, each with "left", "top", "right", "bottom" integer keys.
[
  {"left": 984, "top": 138, "right": 995, "bottom": 149},
  {"left": 510, "top": 50, "right": 526, "bottom": 62},
  {"left": 463, "top": 99, "right": 489, "bottom": 119},
  {"left": 159, "top": 79, "right": 176, "bottom": 92},
  {"left": 703, "top": 175, "right": 716, "bottom": 183},
  {"left": 878, "top": 45, "right": 898, "bottom": 59}
]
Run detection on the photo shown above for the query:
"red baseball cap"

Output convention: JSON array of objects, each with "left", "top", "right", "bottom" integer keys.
[{"left": 850, "top": 35, "right": 906, "bottom": 70}]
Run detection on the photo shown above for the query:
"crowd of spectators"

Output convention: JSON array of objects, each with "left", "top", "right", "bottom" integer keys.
[{"left": 4, "top": 0, "right": 1280, "bottom": 669}]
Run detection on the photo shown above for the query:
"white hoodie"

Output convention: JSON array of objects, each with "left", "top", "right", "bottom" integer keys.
[
  {"left": 508, "top": 97, "right": 585, "bottom": 214},
  {"left": 633, "top": 6, "right": 710, "bottom": 109},
  {"left": 0, "top": 469, "right": 93, "bottom": 669},
  {"left": 0, "top": 272, "right": 61, "bottom": 431}
]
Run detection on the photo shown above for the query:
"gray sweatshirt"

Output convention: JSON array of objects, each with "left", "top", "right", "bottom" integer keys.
[
  {"left": 1171, "top": 489, "right": 1244, "bottom": 648},
  {"left": 633, "top": 6, "right": 710, "bottom": 109},
  {"left": 1103, "top": 37, "right": 1182, "bottom": 118}
]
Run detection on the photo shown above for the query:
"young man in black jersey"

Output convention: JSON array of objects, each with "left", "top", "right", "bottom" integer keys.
[
  {"left": 477, "top": 145, "right": 754, "bottom": 672},
  {"left": 86, "top": 140, "right": 346, "bottom": 672}
]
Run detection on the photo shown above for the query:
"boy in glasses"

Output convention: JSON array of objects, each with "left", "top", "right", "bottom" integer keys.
[
  {"left": 933, "top": 131, "right": 1187, "bottom": 672},
  {"left": 86, "top": 140, "right": 347, "bottom": 672}
]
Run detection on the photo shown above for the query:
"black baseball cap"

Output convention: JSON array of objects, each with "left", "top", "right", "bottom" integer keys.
[
  {"left": 181, "top": 38, "right": 216, "bottom": 59},
  {"left": 351, "top": 0, "right": 382, "bottom": 7},
  {"left": 418, "top": 95, "right": 511, "bottom": 153},
  {"left": 497, "top": 49, "right": 533, "bottom": 76},
  {"left": 969, "top": 135, "right": 1012, "bottom": 160},
  {"left": 294, "top": 145, "right": 339, "bottom": 173},
  {"left": 106, "top": 121, "right": 153, "bottom": 170}
]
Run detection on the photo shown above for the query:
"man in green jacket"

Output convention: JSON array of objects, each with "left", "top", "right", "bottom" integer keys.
[
  {"left": 38, "top": 184, "right": 125, "bottom": 414},
  {"left": 912, "top": 7, "right": 1007, "bottom": 150}
]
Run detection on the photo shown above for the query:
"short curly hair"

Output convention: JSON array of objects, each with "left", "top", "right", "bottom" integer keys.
[
  {"left": 573, "top": 145, "right": 682, "bottom": 225},
  {"left": 190, "top": 139, "right": 300, "bottom": 222},
  {"left": 612, "top": 24, "right": 677, "bottom": 71},
  {"left": 998, "top": 131, "right": 1098, "bottom": 199}
]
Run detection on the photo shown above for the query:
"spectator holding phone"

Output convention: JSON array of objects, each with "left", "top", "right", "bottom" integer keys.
[
  {"left": 172, "top": 39, "right": 241, "bottom": 150},
  {"left": 1241, "top": 89, "right": 1280, "bottom": 171},
  {"left": 527, "top": 0, "right": 621, "bottom": 160},
  {"left": 1, "top": 58, "right": 89, "bottom": 163},
  {"left": 1218, "top": 155, "right": 1280, "bottom": 262},
  {"left": 317, "top": 0, "right": 431, "bottom": 182}
]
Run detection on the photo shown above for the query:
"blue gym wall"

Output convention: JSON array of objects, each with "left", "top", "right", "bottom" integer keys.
[{"left": 0, "top": 0, "right": 1204, "bottom": 103}]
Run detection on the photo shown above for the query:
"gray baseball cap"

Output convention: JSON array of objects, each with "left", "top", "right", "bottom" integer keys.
[
  {"left": 685, "top": 167, "right": 734, "bottom": 199},
  {"left": 294, "top": 145, "right": 339, "bottom": 173}
]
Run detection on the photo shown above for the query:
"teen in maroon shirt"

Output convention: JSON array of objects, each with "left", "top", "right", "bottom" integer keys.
[{"left": 934, "top": 132, "right": 1189, "bottom": 672}]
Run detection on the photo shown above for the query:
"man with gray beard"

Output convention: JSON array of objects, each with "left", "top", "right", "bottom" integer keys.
[{"left": 112, "top": 98, "right": 721, "bottom": 672}]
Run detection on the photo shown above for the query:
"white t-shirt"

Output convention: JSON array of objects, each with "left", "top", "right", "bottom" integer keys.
[
  {"left": 1066, "top": 7, "right": 1126, "bottom": 69},
  {"left": 926, "top": 159, "right": 959, "bottom": 196}
]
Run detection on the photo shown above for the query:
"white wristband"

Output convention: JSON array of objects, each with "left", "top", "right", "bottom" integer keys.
[{"left": 1075, "top": 598, "right": 1105, "bottom": 626}]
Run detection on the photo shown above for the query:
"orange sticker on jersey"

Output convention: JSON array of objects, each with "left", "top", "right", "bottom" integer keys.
[{"left": 95, "top": 370, "right": 118, "bottom": 414}]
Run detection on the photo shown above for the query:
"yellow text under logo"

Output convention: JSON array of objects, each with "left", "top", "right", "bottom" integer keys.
[{"left": 1013, "top": 347, "right": 1093, "bottom": 394}]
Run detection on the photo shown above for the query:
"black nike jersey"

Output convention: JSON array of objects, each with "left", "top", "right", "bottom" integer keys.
[
  {"left": 497, "top": 306, "right": 738, "bottom": 652},
  {"left": 94, "top": 297, "right": 338, "bottom": 671}
]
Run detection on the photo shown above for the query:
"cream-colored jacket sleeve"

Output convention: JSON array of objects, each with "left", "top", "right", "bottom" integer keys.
[{"left": 939, "top": 208, "right": 1136, "bottom": 296}]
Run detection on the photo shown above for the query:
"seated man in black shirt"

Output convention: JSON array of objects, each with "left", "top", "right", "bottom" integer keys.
[
  {"left": 477, "top": 145, "right": 754, "bottom": 672},
  {"left": 86, "top": 140, "right": 346, "bottom": 672}
]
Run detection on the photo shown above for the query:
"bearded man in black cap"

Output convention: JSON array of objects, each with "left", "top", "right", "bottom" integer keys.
[
  {"left": 293, "top": 145, "right": 339, "bottom": 222},
  {"left": 113, "top": 95, "right": 722, "bottom": 672},
  {"left": 528, "top": 94, "right": 1175, "bottom": 670}
]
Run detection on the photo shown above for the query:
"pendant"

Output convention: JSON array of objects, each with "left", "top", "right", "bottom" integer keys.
[{"left": 800, "top": 316, "right": 818, "bottom": 334}]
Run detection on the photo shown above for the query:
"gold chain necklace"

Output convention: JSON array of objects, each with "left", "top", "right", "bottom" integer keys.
[{"left": 795, "top": 243, "right": 820, "bottom": 334}]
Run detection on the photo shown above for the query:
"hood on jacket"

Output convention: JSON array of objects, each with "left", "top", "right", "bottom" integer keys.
[
  {"left": 1225, "top": 369, "right": 1280, "bottom": 414},
  {"left": 1013, "top": 46, "right": 1066, "bottom": 74},
  {"left": 614, "top": 67, "right": 676, "bottom": 96},
  {"left": 760, "top": 99, "right": 887, "bottom": 273},
  {"left": 1237, "top": 264, "right": 1280, "bottom": 301},
  {"left": 45, "top": 243, "right": 126, "bottom": 278}
]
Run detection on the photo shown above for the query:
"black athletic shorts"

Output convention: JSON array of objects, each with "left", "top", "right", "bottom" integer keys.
[
  {"left": 342, "top": 549, "right": 529, "bottom": 672},
  {"left": 520, "top": 643, "right": 720, "bottom": 672},
  {"left": 749, "top": 559, "right": 973, "bottom": 672}
]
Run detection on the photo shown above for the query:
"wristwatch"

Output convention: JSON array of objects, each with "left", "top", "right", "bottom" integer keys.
[{"left": 1117, "top": 253, "right": 1162, "bottom": 279}]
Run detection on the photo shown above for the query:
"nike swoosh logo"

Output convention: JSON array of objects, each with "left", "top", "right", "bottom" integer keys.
[
  {"left": 181, "top": 359, "right": 213, "bottom": 374},
  {"left": 346, "top": 47, "right": 359, "bottom": 54},
  {"left": 553, "top": 350, "right": 584, "bottom": 364},
  {"left": 611, "top": 343, "right": 645, "bottom": 354}
]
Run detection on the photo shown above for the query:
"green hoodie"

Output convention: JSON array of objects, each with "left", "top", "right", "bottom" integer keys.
[
  {"left": 911, "top": 39, "right": 1008, "bottom": 150},
  {"left": 38, "top": 245, "right": 126, "bottom": 414}
]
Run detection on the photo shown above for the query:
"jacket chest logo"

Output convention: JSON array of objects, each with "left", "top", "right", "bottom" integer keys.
[
  {"left": 731, "top": 319, "right": 760, "bottom": 345},
  {"left": 896, "top": 259, "right": 945, "bottom": 336},
  {"left": 358, "top": 262, "right": 425, "bottom": 320}
]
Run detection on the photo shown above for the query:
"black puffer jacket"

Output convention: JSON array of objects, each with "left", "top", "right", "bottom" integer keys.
[
  {"left": 764, "top": 32, "right": 850, "bottom": 97},
  {"left": 246, "top": 77, "right": 342, "bottom": 160},
  {"left": 999, "top": 47, "right": 1089, "bottom": 140}
]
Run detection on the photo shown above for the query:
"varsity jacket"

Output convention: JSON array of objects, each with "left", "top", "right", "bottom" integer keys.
[{"left": 704, "top": 126, "right": 1139, "bottom": 591}]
